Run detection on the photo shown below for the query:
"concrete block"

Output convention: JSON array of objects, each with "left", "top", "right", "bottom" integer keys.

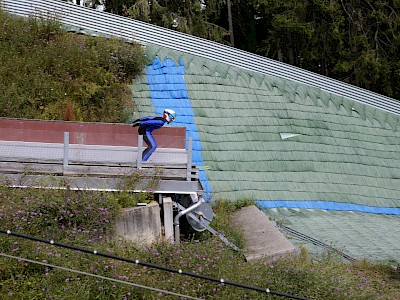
[
  {"left": 115, "top": 202, "right": 161, "bottom": 244},
  {"left": 231, "top": 205, "right": 297, "bottom": 262},
  {"left": 162, "top": 197, "right": 174, "bottom": 243}
]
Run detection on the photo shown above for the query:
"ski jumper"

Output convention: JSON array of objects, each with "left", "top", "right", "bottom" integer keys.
[{"left": 136, "top": 116, "right": 167, "bottom": 161}]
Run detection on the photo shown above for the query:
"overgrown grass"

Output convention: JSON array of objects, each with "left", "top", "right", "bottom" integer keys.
[
  {"left": 0, "top": 9, "right": 146, "bottom": 122},
  {"left": 1, "top": 186, "right": 399, "bottom": 299}
]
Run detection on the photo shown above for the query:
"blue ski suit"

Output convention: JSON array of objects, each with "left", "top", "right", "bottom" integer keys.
[{"left": 132, "top": 116, "right": 167, "bottom": 161}]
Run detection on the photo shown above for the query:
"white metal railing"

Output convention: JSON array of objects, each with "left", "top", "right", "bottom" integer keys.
[
  {"left": 63, "top": 133, "right": 194, "bottom": 180},
  {"left": 3, "top": 0, "right": 400, "bottom": 116},
  {"left": 135, "top": 135, "right": 194, "bottom": 181}
]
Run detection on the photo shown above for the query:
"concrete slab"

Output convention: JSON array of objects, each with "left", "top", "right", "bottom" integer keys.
[
  {"left": 115, "top": 202, "right": 162, "bottom": 244},
  {"left": 231, "top": 205, "right": 297, "bottom": 262}
]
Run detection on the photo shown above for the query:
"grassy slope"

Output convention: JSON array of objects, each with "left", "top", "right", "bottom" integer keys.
[{"left": 0, "top": 186, "right": 399, "bottom": 299}]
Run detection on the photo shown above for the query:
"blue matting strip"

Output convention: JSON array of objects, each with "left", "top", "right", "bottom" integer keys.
[
  {"left": 146, "top": 57, "right": 212, "bottom": 198},
  {"left": 256, "top": 200, "right": 400, "bottom": 215}
]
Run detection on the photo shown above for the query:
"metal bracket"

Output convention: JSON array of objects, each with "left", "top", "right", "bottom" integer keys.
[{"left": 175, "top": 202, "right": 240, "bottom": 251}]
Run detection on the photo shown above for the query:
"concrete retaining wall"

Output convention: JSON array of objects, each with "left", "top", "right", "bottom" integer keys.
[
  {"left": 115, "top": 202, "right": 162, "bottom": 244},
  {"left": 231, "top": 205, "right": 297, "bottom": 261}
]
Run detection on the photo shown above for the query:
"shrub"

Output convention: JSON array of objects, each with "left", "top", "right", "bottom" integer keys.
[{"left": 0, "top": 9, "right": 147, "bottom": 122}]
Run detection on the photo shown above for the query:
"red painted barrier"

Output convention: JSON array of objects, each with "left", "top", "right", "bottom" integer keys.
[{"left": 0, "top": 118, "right": 186, "bottom": 149}]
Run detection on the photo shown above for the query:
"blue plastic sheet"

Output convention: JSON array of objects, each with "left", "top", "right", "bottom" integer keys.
[
  {"left": 146, "top": 57, "right": 212, "bottom": 198},
  {"left": 255, "top": 200, "right": 400, "bottom": 215}
]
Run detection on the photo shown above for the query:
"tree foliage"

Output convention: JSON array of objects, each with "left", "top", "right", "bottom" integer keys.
[
  {"left": 247, "top": 0, "right": 400, "bottom": 100},
  {"left": 107, "top": 0, "right": 230, "bottom": 43},
  {"left": 66, "top": 0, "right": 400, "bottom": 100}
]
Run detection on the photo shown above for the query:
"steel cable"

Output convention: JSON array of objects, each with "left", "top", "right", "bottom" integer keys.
[
  {"left": 0, "top": 229, "right": 310, "bottom": 300},
  {"left": 0, "top": 252, "right": 203, "bottom": 300},
  {"left": 278, "top": 224, "right": 357, "bottom": 263}
]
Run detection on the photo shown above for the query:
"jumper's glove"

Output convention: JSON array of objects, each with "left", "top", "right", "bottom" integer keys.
[{"left": 132, "top": 119, "right": 141, "bottom": 127}]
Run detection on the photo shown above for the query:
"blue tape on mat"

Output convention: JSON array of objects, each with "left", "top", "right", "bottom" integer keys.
[
  {"left": 146, "top": 57, "right": 213, "bottom": 199},
  {"left": 256, "top": 200, "right": 400, "bottom": 215}
]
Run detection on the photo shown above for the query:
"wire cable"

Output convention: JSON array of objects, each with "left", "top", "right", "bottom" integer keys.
[
  {"left": 0, "top": 252, "right": 203, "bottom": 300},
  {"left": 278, "top": 224, "right": 357, "bottom": 263},
  {"left": 0, "top": 229, "right": 309, "bottom": 300}
]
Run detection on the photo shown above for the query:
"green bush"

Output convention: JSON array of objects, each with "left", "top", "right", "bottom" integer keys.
[
  {"left": 0, "top": 185, "right": 118, "bottom": 244},
  {"left": 0, "top": 10, "right": 146, "bottom": 122}
]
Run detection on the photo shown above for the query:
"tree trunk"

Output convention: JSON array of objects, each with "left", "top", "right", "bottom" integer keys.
[{"left": 227, "top": 0, "right": 234, "bottom": 47}]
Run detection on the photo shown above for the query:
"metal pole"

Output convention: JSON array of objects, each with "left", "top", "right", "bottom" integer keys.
[
  {"left": 174, "top": 194, "right": 202, "bottom": 244},
  {"left": 137, "top": 134, "right": 143, "bottom": 168},
  {"left": 63, "top": 132, "right": 69, "bottom": 167},
  {"left": 186, "top": 136, "right": 193, "bottom": 181}
]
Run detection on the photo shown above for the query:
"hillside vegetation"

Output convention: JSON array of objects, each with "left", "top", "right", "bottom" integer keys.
[
  {"left": 0, "top": 8, "right": 399, "bottom": 300},
  {"left": 0, "top": 9, "right": 146, "bottom": 122},
  {"left": 1, "top": 183, "right": 400, "bottom": 300}
]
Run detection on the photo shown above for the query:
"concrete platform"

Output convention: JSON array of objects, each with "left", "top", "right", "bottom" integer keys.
[{"left": 231, "top": 205, "right": 297, "bottom": 262}]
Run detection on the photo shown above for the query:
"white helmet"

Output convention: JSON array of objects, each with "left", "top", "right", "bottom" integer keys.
[{"left": 163, "top": 109, "right": 176, "bottom": 123}]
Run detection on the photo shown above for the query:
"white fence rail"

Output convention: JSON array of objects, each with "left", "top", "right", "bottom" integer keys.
[{"left": 0, "top": 134, "right": 195, "bottom": 180}]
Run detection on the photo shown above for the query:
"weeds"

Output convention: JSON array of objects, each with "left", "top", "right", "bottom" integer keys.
[
  {"left": 114, "top": 168, "right": 161, "bottom": 207},
  {"left": 0, "top": 188, "right": 399, "bottom": 299}
]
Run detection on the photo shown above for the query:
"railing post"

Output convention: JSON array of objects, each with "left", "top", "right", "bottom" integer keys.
[
  {"left": 162, "top": 197, "right": 174, "bottom": 243},
  {"left": 63, "top": 132, "right": 69, "bottom": 166},
  {"left": 186, "top": 136, "right": 193, "bottom": 181},
  {"left": 137, "top": 134, "right": 143, "bottom": 168}
]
